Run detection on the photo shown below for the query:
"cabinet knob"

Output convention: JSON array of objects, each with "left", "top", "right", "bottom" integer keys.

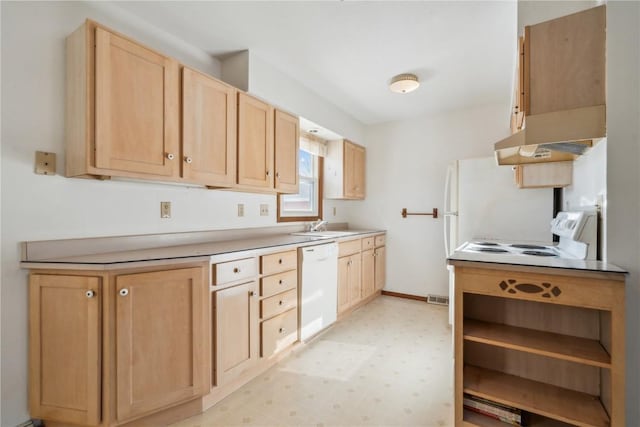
[
  {"left": 278, "top": 259, "right": 283, "bottom": 264},
  {"left": 86, "top": 290, "right": 96, "bottom": 299},
  {"left": 250, "top": 291, "right": 258, "bottom": 298},
  {"left": 233, "top": 267, "right": 241, "bottom": 273},
  {"left": 119, "top": 288, "right": 129, "bottom": 297},
  {"left": 184, "top": 156, "right": 193, "bottom": 164},
  {"left": 275, "top": 172, "right": 280, "bottom": 179},
  {"left": 279, "top": 279, "right": 283, "bottom": 285},
  {"left": 266, "top": 170, "right": 271, "bottom": 177},
  {"left": 279, "top": 327, "right": 285, "bottom": 334},
  {"left": 278, "top": 300, "right": 284, "bottom": 306},
  {"left": 166, "top": 153, "right": 175, "bottom": 160}
]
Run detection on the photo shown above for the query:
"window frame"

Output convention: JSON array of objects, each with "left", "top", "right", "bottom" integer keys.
[{"left": 277, "top": 155, "right": 323, "bottom": 223}]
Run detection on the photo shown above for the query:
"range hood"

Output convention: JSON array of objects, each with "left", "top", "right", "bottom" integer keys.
[{"left": 494, "top": 105, "right": 605, "bottom": 165}]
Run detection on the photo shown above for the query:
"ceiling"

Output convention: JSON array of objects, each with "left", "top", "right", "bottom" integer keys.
[{"left": 115, "top": 1, "right": 517, "bottom": 126}]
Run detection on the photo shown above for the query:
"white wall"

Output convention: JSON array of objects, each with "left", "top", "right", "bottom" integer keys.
[
  {"left": 247, "top": 52, "right": 365, "bottom": 143},
  {"left": 0, "top": 2, "right": 362, "bottom": 425},
  {"left": 605, "top": 1, "right": 640, "bottom": 423},
  {"left": 335, "top": 103, "right": 511, "bottom": 297}
]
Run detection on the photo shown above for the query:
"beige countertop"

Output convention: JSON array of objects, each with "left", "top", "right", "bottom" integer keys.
[
  {"left": 21, "top": 229, "right": 385, "bottom": 270},
  {"left": 447, "top": 250, "right": 627, "bottom": 274}
]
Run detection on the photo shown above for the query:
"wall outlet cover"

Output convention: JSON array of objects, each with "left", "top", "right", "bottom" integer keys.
[
  {"left": 237, "top": 204, "right": 245, "bottom": 217},
  {"left": 260, "top": 204, "right": 269, "bottom": 216},
  {"left": 160, "top": 201, "right": 171, "bottom": 219}
]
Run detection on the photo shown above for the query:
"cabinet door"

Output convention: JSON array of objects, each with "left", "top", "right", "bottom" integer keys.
[
  {"left": 361, "top": 249, "right": 375, "bottom": 299},
  {"left": 214, "top": 281, "right": 259, "bottom": 386},
  {"left": 182, "top": 67, "right": 236, "bottom": 186},
  {"left": 274, "top": 109, "right": 299, "bottom": 193},
  {"left": 344, "top": 141, "right": 365, "bottom": 199},
  {"left": 115, "top": 267, "right": 206, "bottom": 421},
  {"left": 237, "top": 93, "right": 274, "bottom": 188},
  {"left": 374, "top": 246, "right": 386, "bottom": 291},
  {"left": 337, "top": 257, "right": 350, "bottom": 314},
  {"left": 29, "top": 274, "right": 101, "bottom": 426},
  {"left": 94, "top": 27, "right": 179, "bottom": 177},
  {"left": 348, "top": 254, "right": 362, "bottom": 306}
]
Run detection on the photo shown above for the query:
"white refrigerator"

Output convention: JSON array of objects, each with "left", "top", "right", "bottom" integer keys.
[{"left": 444, "top": 157, "right": 554, "bottom": 324}]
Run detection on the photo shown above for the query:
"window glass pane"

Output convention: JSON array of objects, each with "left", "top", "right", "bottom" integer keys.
[
  {"left": 299, "top": 150, "right": 313, "bottom": 178},
  {"left": 282, "top": 178, "right": 315, "bottom": 213}
]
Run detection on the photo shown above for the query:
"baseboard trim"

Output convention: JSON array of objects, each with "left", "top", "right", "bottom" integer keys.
[{"left": 381, "top": 290, "right": 427, "bottom": 302}]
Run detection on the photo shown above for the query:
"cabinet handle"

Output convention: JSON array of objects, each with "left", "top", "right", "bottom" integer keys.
[
  {"left": 278, "top": 259, "right": 283, "bottom": 264},
  {"left": 279, "top": 279, "right": 283, "bottom": 285},
  {"left": 166, "top": 153, "right": 175, "bottom": 160},
  {"left": 119, "top": 288, "right": 129, "bottom": 297},
  {"left": 86, "top": 290, "right": 96, "bottom": 299},
  {"left": 184, "top": 156, "right": 193, "bottom": 164},
  {"left": 279, "top": 327, "right": 285, "bottom": 334},
  {"left": 278, "top": 300, "right": 284, "bottom": 306},
  {"left": 233, "top": 267, "right": 241, "bottom": 273}
]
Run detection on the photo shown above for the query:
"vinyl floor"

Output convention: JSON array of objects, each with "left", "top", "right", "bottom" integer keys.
[{"left": 170, "top": 295, "right": 454, "bottom": 427}]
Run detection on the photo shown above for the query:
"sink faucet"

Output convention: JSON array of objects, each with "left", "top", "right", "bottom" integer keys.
[{"left": 309, "top": 219, "right": 328, "bottom": 232}]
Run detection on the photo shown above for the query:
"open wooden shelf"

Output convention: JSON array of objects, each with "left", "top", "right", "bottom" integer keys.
[
  {"left": 463, "top": 365, "right": 610, "bottom": 427},
  {"left": 463, "top": 409, "right": 575, "bottom": 427},
  {"left": 464, "top": 319, "right": 611, "bottom": 368}
]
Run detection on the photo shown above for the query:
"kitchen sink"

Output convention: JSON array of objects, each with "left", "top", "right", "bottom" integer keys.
[{"left": 290, "top": 230, "right": 359, "bottom": 238}]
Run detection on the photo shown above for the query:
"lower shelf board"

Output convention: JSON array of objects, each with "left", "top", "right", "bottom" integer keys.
[
  {"left": 463, "top": 365, "right": 609, "bottom": 427},
  {"left": 463, "top": 409, "right": 575, "bottom": 427}
]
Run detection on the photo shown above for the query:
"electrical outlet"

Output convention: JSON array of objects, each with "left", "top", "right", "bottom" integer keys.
[
  {"left": 237, "top": 204, "right": 245, "bottom": 217},
  {"left": 160, "top": 201, "right": 171, "bottom": 219},
  {"left": 260, "top": 204, "right": 269, "bottom": 216},
  {"left": 333, "top": 207, "right": 337, "bottom": 216}
]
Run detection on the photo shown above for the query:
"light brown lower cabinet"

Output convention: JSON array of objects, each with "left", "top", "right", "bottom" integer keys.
[
  {"left": 374, "top": 245, "right": 386, "bottom": 291},
  {"left": 213, "top": 280, "right": 259, "bottom": 386},
  {"left": 29, "top": 274, "right": 102, "bottom": 426},
  {"left": 361, "top": 249, "right": 375, "bottom": 299},
  {"left": 28, "top": 264, "right": 208, "bottom": 427},
  {"left": 115, "top": 268, "right": 208, "bottom": 421},
  {"left": 452, "top": 261, "right": 626, "bottom": 426}
]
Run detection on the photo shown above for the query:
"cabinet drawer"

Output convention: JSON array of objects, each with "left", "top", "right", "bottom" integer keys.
[
  {"left": 261, "top": 308, "right": 298, "bottom": 358},
  {"left": 261, "top": 250, "right": 297, "bottom": 275},
  {"left": 261, "top": 288, "right": 298, "bottom": 319},
  {"left": 362, "top": 237, "right": 375, "bottom": 250},
  {"left": 213, "top": 258, "right": 257, "bottom": 285},
  {"left": 261, "top": 270, "right": 297, "bottom": 298},
  {"left": 338, "top": 239, "right": 361, "bottom": 257},
  {"left": 375, "top": 234, "right": 386, "bottom": 247}
]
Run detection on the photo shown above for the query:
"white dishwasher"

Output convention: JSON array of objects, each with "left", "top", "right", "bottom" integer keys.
[{"left": 299, "top": 242, "right": 338, "bottom": 342}]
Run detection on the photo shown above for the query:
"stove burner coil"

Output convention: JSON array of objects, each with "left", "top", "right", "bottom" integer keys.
[
  {"left": 473, "top": 242, "right": 500, "bottom": 246},
  {"left": 522, "top": 250, "right": 558, "bottom": 257},
  {"left": 475, "top": 248, "right": 509, "bottom": 253},
  {"left": 511, "top": 244, "right": 549, "bottom": 250}
]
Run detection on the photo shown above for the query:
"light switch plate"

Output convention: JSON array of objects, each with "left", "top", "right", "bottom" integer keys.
[
  {"left": 260, "top": 204, "right": 269, "bottom": 216},
  {"left": 35, "top": 151, "right": 56, "bottom": 175},
  {"left": 160, "top": 201, "right": 171, "bottom": 219}
]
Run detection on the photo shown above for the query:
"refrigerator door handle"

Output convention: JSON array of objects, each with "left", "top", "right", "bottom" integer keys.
[{"left": 444, "top": 164, "right": 454, "bottom": 256}]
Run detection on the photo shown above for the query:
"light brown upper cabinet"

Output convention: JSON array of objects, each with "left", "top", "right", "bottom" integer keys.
[
  {"left": 237, "top": 93, "right": 275, "bottom": 189},
  {"left": 526, "top": 6, "right": 605, "bottom": 116},
  {"left": 324, "top": 139, "right": 366, "bottom": 200},
  {"left": 182, "top": 67, "right": 237, "bottom": 187},
  {"left": 66, "top": 21, "right": 179, "bottom": 179},
  {"left": 274, "top": 110, "right": 300, "bottom": 193}
]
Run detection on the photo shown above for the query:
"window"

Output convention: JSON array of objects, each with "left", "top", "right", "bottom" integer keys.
[{"left": 277, "top": 148, "right": 323, "bottom": 222}]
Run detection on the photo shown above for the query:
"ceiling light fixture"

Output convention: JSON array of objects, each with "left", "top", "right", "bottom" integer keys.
[{"left": 389, "top": 73, "right": 420, "bottom": 94}]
